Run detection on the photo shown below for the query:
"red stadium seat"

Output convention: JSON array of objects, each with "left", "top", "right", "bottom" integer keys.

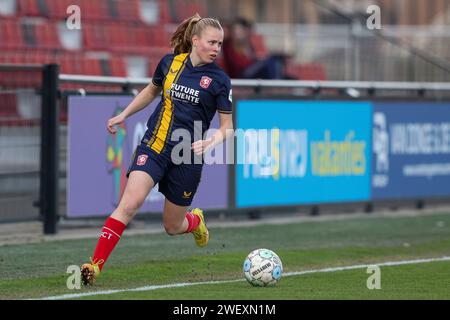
[
  {"left": 17, "top": 0, "right": 42, "bottom": 17},
  {"left": 43, "top": 0, "right": 108, "bottom": 20},
  {"left": 0, "top": 19, "right": 25, "bottom": 49},
  {"left": 57, "top": 54, "right": 84, "bottom": 74},
  {"left": 47, "top": 0, "right": 68, "bottom": 19},
  {"left": 81, "top": 0, "right": 109, "bottom": 21},
  {"left": 134, "top": 27, "right": 150, "bottom": 48},
  {"left": 81, "top": 22, "right": 170, "bottom": 54},
  {"left": 116, "top": 0, "right": 141, "bottom": 22},
  {"left": 0, "top": 94, "right": 19, "bottom": 117},
  {"left": 81, "top": 24, "right": 96, "bottom": 49},
  {"left": 82, "top": 23, "right": 109, "bottom": 50},
  {"left": 0, "top": 52, "right": 23, "bottom": 64},
  {"left": 81, "top": 58, "right": 102, "bottom": 76},
  {"left": 172, "top": 0, "right": 207, "bottom": 22},
  {"left": 55, "top": 55, "right": 71, "bottom": 74},
  {"left": 158, "top": 0, "right": 172, "bottom": 23},
  {"left": 0, "top": 50, "right": 55, "bottom": 66},
  {"left": 138, "top": 26, "right": 166, "bottom": 49},
  {"left": 149, "top": 25, "right": 169, "bottom": 48},
  {"left": 109, "top": 56, "right": 127, "bottom": 77},
  {"left": 34, "top": 22, "right": 60, "bottom": 49},
  {"left": 104, "top": 23, "right": 135, "bottom": 53},
  {"left": 45, "top": 0, "right": 71, "bottom": 19}
]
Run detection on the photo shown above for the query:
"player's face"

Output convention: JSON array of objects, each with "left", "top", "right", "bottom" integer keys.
[{"left": 192, "top": 27, "right": 224, "bottom": 64}]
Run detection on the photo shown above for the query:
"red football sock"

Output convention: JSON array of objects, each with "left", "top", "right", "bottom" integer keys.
[
  {"left": 184, "top": 211, "right": 200, "bottom": 233},
  {"left": 92, "top": 217, "right": 126, "bottom": 270}
]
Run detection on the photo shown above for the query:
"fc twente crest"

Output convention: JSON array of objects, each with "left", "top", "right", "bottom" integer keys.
[{"left": 200, "top": 76, "right": 212, "bottom": 89}]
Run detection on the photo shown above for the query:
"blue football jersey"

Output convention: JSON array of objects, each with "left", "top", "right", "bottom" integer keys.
[{"left": 142, "top": 53, "right": 232, "bottom": 158}]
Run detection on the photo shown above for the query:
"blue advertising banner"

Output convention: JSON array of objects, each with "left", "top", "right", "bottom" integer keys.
[
  {"left": 67, "top": 95, "right": 228, "bottom": 217},
  {"left": 235, "top": 100, "right": 372, "bottom": 208},
  {"left": 372, "top": 102, "right": 450, "bottom": 199}
]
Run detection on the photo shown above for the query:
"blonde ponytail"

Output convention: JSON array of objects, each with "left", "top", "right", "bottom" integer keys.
[{"left": 170, "top": 14, "right": 223, "bottom": 55}]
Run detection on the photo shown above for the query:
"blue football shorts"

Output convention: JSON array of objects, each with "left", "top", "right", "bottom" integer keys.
[{"left": 126, "top": 143, "right": 202, "bottom": 206}]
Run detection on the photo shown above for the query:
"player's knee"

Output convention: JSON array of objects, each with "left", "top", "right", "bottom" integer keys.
[
  {"left": 120, "top": 197, "right": 143, "bottom": 218},
  {"left": 163, "top": 222, "right": 182, "bottom": 236}
]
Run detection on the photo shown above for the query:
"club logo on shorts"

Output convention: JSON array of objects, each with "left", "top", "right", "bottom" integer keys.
[
  {"left": 183, "top": 191, "right": 193, "bottom": 199},
  {"left": 137, "top": 154, "right": 148, "bottom": 166},
  {"left": 200, "top": 76, "right": 212, "bottom": 89}
]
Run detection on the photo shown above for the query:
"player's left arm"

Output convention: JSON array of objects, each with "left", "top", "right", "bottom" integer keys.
[
  {"left": 191, "top": 112, "right": 233, "bottom": 155},
  {"left": 210, "top": 112, "right": 234, "bottom": 147}
]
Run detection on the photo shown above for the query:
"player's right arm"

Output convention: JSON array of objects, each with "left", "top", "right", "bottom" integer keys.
[{"left": 107, "top": 83, "right": 162, "bottom": 134}]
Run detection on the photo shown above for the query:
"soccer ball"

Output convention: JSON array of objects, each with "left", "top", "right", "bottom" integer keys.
[{"left": 243, "top": 248, "right": 283, "bottom": 287}]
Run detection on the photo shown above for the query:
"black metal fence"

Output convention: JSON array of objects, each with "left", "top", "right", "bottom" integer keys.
[
  {"left": 0, "top": 65, "right": 43, "bottom": 223},
  {"left": 0, "top": 64, "right": 60, "bottom": 234}
]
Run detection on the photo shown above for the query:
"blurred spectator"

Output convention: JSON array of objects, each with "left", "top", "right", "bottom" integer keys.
[{"left": 222, "top": 17, "right": 288, "bottom": 79}]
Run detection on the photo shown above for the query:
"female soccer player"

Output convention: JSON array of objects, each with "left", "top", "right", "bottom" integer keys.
[{"left": 81, "top": 14, "right": 233, "bottom": 285}]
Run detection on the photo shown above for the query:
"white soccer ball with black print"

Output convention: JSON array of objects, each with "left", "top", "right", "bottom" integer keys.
[{"left": 243, "top": 248, "right": 283, "bottom": 287}]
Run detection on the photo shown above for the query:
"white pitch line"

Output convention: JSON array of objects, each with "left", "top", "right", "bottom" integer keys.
[
  {"left": 36, "top": 256, "right": 450, "bottom": 300},
  {"left": 37, "top": 279, "right": 243, "bottom": 300}
]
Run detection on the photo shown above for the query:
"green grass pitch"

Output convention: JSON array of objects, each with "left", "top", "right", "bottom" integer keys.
[{"left": 1, "top": 211, "right": 450, "bottom": 300}]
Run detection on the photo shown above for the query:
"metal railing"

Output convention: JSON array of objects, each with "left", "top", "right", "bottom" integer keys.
[{"left": 60, "top": 74, "right": 450, "bottom": 92}]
